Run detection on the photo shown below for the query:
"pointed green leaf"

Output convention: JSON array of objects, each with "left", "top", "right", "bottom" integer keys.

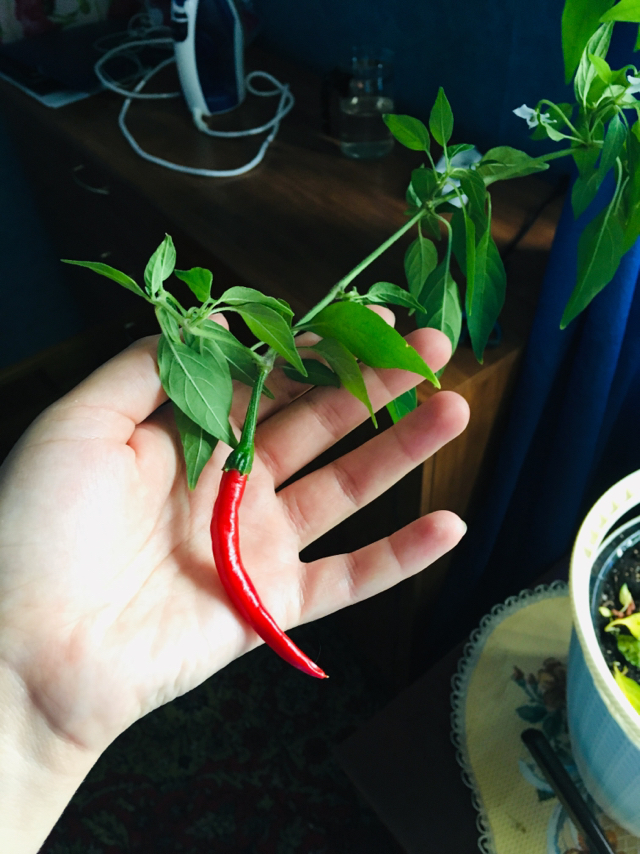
[
  {"left": 404, "top": 231, "right": 438, "bottom": 298},
  {"left": 622, "top": 125, "right": 640, "bottom": 251},
  {"left": 411, "top": 167, "right": 440, "bottom": 203},
  {"left": 477, "top": 147, "right": 548, "bottom": 184},
  {"left": 561, "top": 201, "right": 625, "bottom": 327},
  {"left": 61, "top": 259, "right": 146, "bottom": 299},
  {"left": 218, "top": 287, "right": 294, "bottom": 318},
  {"left": 459, "top": 170, "right": 488, "bottom": 228},
  {"left": 447, "top": 143, "right": 476, "bottom": 159},
  {"left": 365, "top": 282, "right": 424, "bottom": 311},
  {"left": 192, "top": 319, "right": 267, "bottom": 391},
  {"left": 429, "top": 87, "right": 454, "bottom": 147},
  {"left": 303, "top": 302, "right": 440, "bottom": 387},
  {"left": 562, "top": 0, "right": 614, "bottom": 82},
  {"left": 155, "top": 305, "right": 181, "bottom": 343},
  {"left": 613, "top": 664, "right": 640, "bottom": 713},
  {"left": 157, "top": 335, "right": 236, "bottom": 447},
  {"left": 173, "top": 403, "right": 218, "bottom": 490},
  {"left": 462, "top": 207, "right": 477, "bottom": 311},
  {"left": 467, "top": 234, "right": 506, "bottom": 362},
  {"left": 601, "top": 0, "right": 640, "bottom": 22},
  {"left": 605, "top": 612, "right": 640, "bottom": 638},
  {"left": 589, "top": 52, "right": 614, "bottom": 83},
  {"left": 283, "top": 358, "right": 341, "bottom": 387},
  {"left": 236, "top": 303, "right": 306, "bottom": 375},
  {"left": 383, "top": 114, "right": 430, "bottom": 151},
  {"left": 312, "top": 337, "right": 377, "bottom": 424},
  {"left": 575, "top": 23, "right": 614, "bottom": 104},
  {"left": 174, "top": 267, "right": 213, "bottom": 303},
  {"left": 415, "top": 258, "right": 462, "bottom": 356},
  {"left": 572, "top": 142, "right": 601, "bottom": 177},
  {"left": 386, "top": 387, "right": 418, "bottom": 424},
  {"left": 572, "top": 170, "right": 602, "bottom": 218},
  {"left": 144, "top": 234, "right": 176, "bottom": 297},
  {"left": 617, "top": 635, "right": 640, "bottom": 667},
  {"left": 599, "top": 114, "right": 627, "bottom": 179}
]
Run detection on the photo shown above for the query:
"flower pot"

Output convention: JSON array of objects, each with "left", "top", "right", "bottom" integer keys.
[{"left": 567, "top": 470, "right": 640, "bottom": 835}]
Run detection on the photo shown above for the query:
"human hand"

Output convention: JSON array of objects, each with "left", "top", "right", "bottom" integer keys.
[{"left": 0, "top": 321, "right": 468, "bottom": 850}]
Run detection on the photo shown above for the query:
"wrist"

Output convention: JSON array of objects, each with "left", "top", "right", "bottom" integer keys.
[{"left": 0, "top": 664, "right": 100, "bottom": 853}]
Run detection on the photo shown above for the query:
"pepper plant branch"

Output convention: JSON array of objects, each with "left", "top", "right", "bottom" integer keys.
[
  {"left": 295, "top": 208, "right": 426, "bottom": 327},
  {"left": 224, "top": 362, "right": 271, "bottom": 475}
]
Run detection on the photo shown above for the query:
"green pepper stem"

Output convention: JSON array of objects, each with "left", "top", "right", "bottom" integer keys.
[
  {"left": 296, "top": 209, "right": 426, "bottom": 327},
  {"left": 224, "top": 365, "right": 269, "bottom": 475}
]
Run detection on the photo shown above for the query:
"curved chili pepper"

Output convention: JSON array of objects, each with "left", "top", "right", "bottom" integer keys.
[{"left": 210, "top": 367, "right": 328, "bottom": 680}]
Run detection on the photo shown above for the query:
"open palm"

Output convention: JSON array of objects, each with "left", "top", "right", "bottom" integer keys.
[{"left": 0, "top": 325, "right": 468, "bottom": 758}]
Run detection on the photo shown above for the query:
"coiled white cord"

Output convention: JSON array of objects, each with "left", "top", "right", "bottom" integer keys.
[{"left": 93, "top": 29, "right": 294, "bottom": 177}]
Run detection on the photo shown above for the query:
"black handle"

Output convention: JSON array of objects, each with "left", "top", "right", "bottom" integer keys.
[{"left": 521, "top": 728, "right": 615, "bottom": 854}]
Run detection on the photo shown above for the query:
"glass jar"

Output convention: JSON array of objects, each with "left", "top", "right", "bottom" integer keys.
[{"left": 338, "top": 47, "right": 395, "bottom": 161}]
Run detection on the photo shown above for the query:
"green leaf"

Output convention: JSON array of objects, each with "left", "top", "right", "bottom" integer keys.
[
  {"left": 617, "top": 634, "right": 640, "bottom": 667},
  {"left": 606, "top": 612, "right": 640, "bottom": 638},
  {"left": 599, "top": 113, "right": 627, "bottom": 179},
  {"left": 364, "top": 282, "right": 424, "bottom": 311},
  {"left": 386, "top": 387, "right": 418, "bottom": 424},
  {"left": 194, "top": 319, "right": 266, "bottom": 391},
  {"left": 144, "top": 234, "right": 176, "bottom": 297},
  {"left": 589, "top": 52, "right": 614, "bottom": 83},
  {"left": 561, "top": 201, "right": 625, "bottom": 327},
  {"left": 173, "top": 403, "right": 218, "bottom": 490},
  {"left": 382, "top": 114, "right": 430, "bottom": 151},
  {"left": 613, "top": 664, "right": 640, "bottom": 713},
  {"left": 466, "top": 230, "right": 506, "bottom": 362},
  {"left": 622, "top": 124, "right": 640, "bottom": 250},
  {"left": 575, "top": 23, "right": 614, "bottom": 105},
  {"left": 459, "top": 170, "right": 488, "bottom": 228},
  {"left": 572, "top": 142, "right": 601, "bottom": 177},
  {"left": 429, "top": 87, "right": 454, "bottom": 147},
  {"left": 601, "top": 0, "right": 640, "bottom": 22},
  {"left": 415, "top": 258, "right": 462, "bottom": 355},
  {"left": 447, "top": 143, "right": 476, "bottom": 159},
  {"left": 283, "top": 358, "right": 341, "bottom": 387},
  {"left": 410, "top": 167, "right": 440, "bottom": 203},
  {"left": 157, "top": 335, "right": 236, "bottom": 447},
  {"left": 174, "top": 267, "right": 213, "bottom": 303},
  {"left": 218, "top": 287, "right": 294, "bottom": 318},
  {"left": 404, "top": 231, "right": 439, "bottom": 298},
  {"left": 562, "top": 0, "right": 615, "bottom": 82},
  {"left": 303, "top": 302, "right": 440, "bottom": 387},
  {"left": 61, "top": 259, "right": 147, "bottom": 299},
  {"left": 236, "top": 303, "right": 306, "bottom": 375},
  {"left": 462, "top": 207, "right": 477, "bottom": 310},
  {"left": 311, "top": 337, "right": 377, "bottom": 425},
  {"left": 155, "top": 305, "right": 181, "bottom": 343},
  {"left": 477, "top": 147, "right": 549, "bottom": 184},
  {"left": 572, "top": 171, "right": 602, "bottom": 218}
]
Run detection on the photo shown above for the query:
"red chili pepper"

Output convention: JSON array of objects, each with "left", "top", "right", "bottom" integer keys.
[{"left": 210, "top": 367, "right": 328, "bottom": 680}]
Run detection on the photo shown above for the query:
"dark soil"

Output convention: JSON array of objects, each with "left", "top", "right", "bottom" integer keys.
[{"left": 595, "top": 545, "right": 640, "bottom": 685}]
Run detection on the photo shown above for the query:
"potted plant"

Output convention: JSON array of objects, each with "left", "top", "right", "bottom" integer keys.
[{"left": 568, "top": 470, "right": 640, "bottom": 835}]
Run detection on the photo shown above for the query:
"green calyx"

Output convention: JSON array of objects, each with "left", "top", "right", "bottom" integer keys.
[{"left": 224, "top": 365, "right": 269, "bottom": 475}]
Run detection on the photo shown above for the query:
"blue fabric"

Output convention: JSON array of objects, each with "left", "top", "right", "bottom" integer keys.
[{"left": 423, "top": 181, "right": 640, "bottom": 660}]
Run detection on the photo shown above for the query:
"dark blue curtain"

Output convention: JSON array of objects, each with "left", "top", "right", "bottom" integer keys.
[{"left": 422, "top": 180, "right": 640, "bottom": 663}]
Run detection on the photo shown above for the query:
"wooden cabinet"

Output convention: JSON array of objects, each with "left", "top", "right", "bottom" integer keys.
[{"left": 0, "top": 48, "right": 562, "bottom": 683}]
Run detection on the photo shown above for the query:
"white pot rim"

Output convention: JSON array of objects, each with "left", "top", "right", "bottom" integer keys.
[{"left": 570, "top": 469, "right": 640, "bottom": 746}]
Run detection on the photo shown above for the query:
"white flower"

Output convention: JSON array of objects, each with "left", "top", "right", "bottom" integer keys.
[
  {"left": 626, "top": 73, "right": 640, "bottom": 95},
  {"left": 513, "top": 104, "right": 539, "bottom": 128}
]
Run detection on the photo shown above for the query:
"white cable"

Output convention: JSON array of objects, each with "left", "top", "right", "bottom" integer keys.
[
  {"left": 94, "top": 38, "right": 181, "bottom": 99},
  {"left": 95, "top": 36, "right": 294, "bottom": 177}
]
